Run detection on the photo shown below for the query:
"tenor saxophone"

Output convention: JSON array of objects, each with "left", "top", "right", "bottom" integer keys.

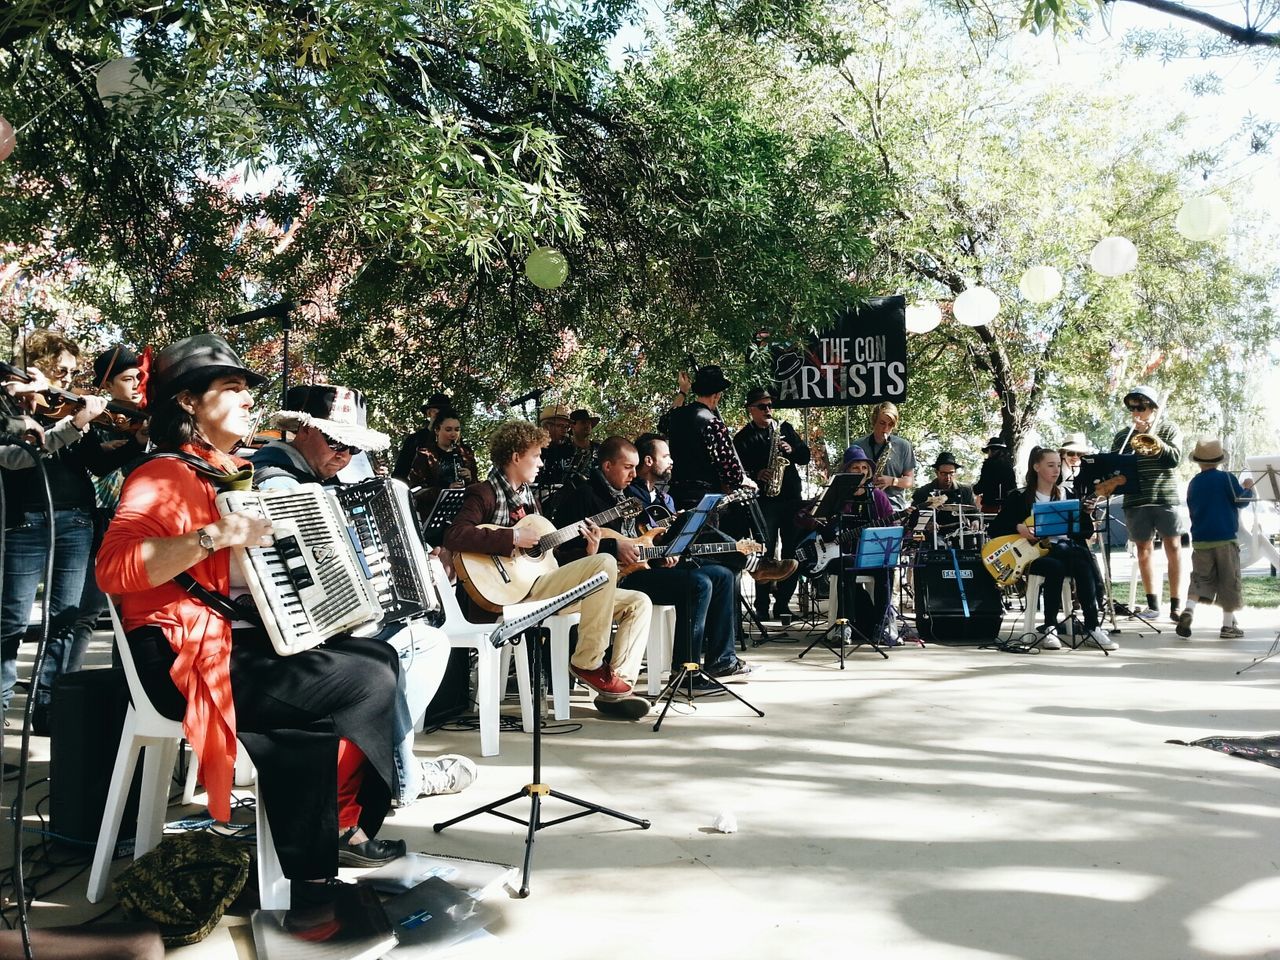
[{"left": 762, "top": 418, "right": 789, "bottom": 497}]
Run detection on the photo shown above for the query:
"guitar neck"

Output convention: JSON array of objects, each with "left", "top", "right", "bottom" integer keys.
[
  {"left": 538, "top": 501, "right": 634, "bottom": 552},
  {"left": 637, "top": 540, "right": 742, "bottom": 562}
]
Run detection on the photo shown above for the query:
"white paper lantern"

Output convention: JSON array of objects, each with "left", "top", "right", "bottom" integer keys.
[
  {"left": 1018, "top": 265, "right": 1062, "bottom": 304},
  {"left": 1089, "top": 236, "right": 1138, "bottom": 277},
  {"left": 1175, "top": 195, "right": 1230, "bottom": 241},
  {"left": 904, "top": 301, "right": 942, "bottom": 334},
  {"left": 0, "top": 116, "right": 14, "bottom": 163},
  {"left": 95, "top": 57, "right": 152, "bottom": 108},
  {"left": 953, "top": 286, "right": 1000, "bottom": 327}
]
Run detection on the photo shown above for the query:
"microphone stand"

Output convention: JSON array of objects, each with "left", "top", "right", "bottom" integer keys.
[{"left": 222, "top": 299, "right": 299, "bottom": 409}]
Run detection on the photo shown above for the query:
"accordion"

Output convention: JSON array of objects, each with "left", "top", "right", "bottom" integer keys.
[{"left": 217, "top": 478, "right": 441, "bottom": 656}]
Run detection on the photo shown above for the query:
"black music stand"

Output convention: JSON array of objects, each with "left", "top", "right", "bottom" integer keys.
[
  {"left": 800, "top": 511, "right": 903, "bottom": 668},
  {"left": 1022, "top": 500, "right": 1110, "bottom": 656},
  {"left": 651, "top": 661, "right": 764, "bottom": 732},
  {"left": 433, "top": 578, "right": 649, "bottom": 898},
  {"left": 421, "top": 488, "right": 467, "bottom": 547},
  {"left": 1077, "top": 453, "right": 1155, "bottom": 635}
]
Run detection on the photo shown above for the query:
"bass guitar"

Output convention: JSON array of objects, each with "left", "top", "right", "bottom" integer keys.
[
  {"left": 981, "top": 476, "right": 1125, "bottom": 587},
  {"left": 618, "top": 536, "right": 764, "bottom": 579},
  {"left": 455, "top": 498, "right": 643, "bottom": 612}
]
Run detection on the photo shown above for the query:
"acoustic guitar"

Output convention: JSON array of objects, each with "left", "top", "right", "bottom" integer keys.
[
  {"left": 618, "top": 536, "right": 764, "bottom": 579},
  {"left": 981, "top": 476, "right": 1124, "bottom": 587},
  {"left": 455, "top": 498, "right": 643, "bottom": 612}
]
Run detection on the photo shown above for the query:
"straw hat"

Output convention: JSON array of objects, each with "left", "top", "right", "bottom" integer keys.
[
  {"left": 270, "top": 384, "right": 390, "bottom": 452},
  {"left": 1059, "top": 432, "right": 1090, "bottom": 454},
  {"left": 1190, "top": 436, "right": 1225, "bottom": 463}
]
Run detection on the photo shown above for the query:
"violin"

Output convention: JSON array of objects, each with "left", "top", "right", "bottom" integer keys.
[{"left": 1, "top": 360, "right": 148, "bottom": 433}]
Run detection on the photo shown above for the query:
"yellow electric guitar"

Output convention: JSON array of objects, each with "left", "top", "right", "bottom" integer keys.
[
  {"left": 456, "top": 498, "right": 642, "bottom": 612},
  {"left": 981, "top": 476, "right": 1125, "bottom": 587}
]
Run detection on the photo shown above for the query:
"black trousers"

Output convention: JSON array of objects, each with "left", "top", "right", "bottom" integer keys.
[
  {"left": 753, "top": 496, "right": 803, "bottom": 609},
  {"left": 129, "top": 627, "right": 400, "bottom": 880},
  {"left": 1027, "top": 542, "right": 1100, "bottom": 631}
]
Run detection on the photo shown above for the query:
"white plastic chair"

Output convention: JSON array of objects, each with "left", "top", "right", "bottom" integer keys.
[
  {"left": 1022, "top": 574, "right": 1075, "bottom": 635},
  {"left": 89, "top": 599, "right": 289, "bottom": 909},
  {"left": 645, "top": 605, "right": 678, "bottom": 696},
  {"left": 433, "top": 558, "right": 535, "bottom": 756}
]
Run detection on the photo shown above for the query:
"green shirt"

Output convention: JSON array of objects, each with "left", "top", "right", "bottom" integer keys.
[{"left": 1110, "top": 419, "right": 1182, "bottom": 508}]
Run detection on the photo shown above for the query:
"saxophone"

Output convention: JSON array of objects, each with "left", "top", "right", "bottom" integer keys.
[
  {"left": 872, "top": 438, "right": 893, "bottom": 482},
  {"left": 761, "top": 418, "right": 789, "bottom": 497}
]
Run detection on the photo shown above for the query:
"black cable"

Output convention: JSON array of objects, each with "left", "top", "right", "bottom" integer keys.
[{"left": 3, "top": 437, "right": 52, "bottom": 960}]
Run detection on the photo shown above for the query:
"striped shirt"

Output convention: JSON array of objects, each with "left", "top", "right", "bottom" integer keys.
[{"left": 1110, "top": 420, "right": 1183, "bottom": 507}]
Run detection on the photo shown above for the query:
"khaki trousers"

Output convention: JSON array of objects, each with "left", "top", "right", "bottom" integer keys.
[{"left": 528, "top": 553, "right": 652, "bottom": 684}]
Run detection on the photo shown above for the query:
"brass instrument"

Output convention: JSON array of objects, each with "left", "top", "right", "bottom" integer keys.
[
  {"left": 871, "top": 438, "right": 893, "bottom": 482},
  {"left": 761, "top": 418, "right": 789, "bottom": 497},
  {"left": 1122, "top": 407, "right": 1163, "bottom": 457}
]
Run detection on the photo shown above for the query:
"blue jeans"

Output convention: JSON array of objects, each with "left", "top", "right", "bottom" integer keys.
[
  {"left": 1, "top": 508, "right": 95, "bottom": 712},
  {"left": 378, "top": 621, "right": 450, "bottom": 803},
  {"left": 620, "top": 562, "right": 737, "bottom": 672}
]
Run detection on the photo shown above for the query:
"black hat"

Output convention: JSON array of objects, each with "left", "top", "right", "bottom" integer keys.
[
  {"left": 744, "top": 386, "right": 774, "bottom": 406},
  {"left": 93, "top": 344, "right": 140, "bottom": 386},
  {"left": 569, "top": 408, "right": 600, "bottom": 425},
  {"left": 981, "top": 436, "right": 1007, "bottom": 453},
  {"left": 932, "top": 451, "right": 960, "bottom": 470},
  {"left": 421, "top": 392, "right": 452, "bottom": 414},
  {"left": 147, "top": 334, "right": 266, "bottom": 407},
  {"left": 271, "top": 384, "right": 391, "bottom": 453},
  {"left": 691, "top": 365, "right": 732, "bottom": 395}
]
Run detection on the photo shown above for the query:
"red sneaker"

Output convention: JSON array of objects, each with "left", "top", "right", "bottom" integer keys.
[{"left": 570, "top": 662, "right": 631, "bottom": 697}]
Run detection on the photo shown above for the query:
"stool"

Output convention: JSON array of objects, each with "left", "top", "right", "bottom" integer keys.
[{"left": 1022, "top": 574, "right": 1075, "bottom": 634}]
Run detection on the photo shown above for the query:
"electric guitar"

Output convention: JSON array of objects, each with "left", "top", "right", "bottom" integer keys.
[
  {"left": 455, "top": 498, "right": 643, "bottom": 612},
  {"left": 981, "top": 476, "right": 1124, "bottom": 587},
  {"left": 618, "top": 536, "right": 764, "bottom": 579}
]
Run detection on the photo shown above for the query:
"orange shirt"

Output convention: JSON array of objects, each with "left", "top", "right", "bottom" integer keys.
[{"left": 96, "top": 444, "right": 246, "bottom": 822}]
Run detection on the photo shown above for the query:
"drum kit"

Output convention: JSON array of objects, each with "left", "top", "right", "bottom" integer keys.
[{"left": 910, "top": 499, "right": 988, "bottom": 553}]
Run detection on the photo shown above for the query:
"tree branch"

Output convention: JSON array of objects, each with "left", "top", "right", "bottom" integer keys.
[{"left": 1107, "top": 0, "right": 1280, "bottom": 46}]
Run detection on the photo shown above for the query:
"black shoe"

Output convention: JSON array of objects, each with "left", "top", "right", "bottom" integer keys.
[
  {"left": 753, "top": 601, "right": 771, "bottom": 622},
  {"left": 594, "top": 694, "right": 651, "bottom": 720},
  {"left": 3, "top": 763, "right": 19, "bottom": 781},
  {"left": 687, "top": 675, "right": 730, "bottom": 698},
  {"left": 290, "top": 877, "right": 353, "bottom": 907},
  {"left": 337, "top": 828, "right": 406, "bottom": 867}
]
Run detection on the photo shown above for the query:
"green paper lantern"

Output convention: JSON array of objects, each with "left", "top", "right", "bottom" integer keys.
[{"left": 525, "top": 247, "right": 568, "bottom": 290}]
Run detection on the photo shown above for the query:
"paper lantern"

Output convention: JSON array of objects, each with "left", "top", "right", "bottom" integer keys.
[
  {"left": 1018, "top": 265, "right": 1062, "bottom": 304},
  {"left": 525, "top": 247, "right": 568, "bottom": 289},
  {"left": 95, "top": 57, "right": 151, "bottom": 108},
  {"left": 904, "top": 301, "right": 942, "bottom": 334},
  {"left": 0, "top": 116, "right": 14, "bottom": 163},
  {"left": 1175, "top": 195, "right": 1230, "bottom": 241},
  {"left": 953, "top": 286, "right": 1000, "bottom": 327},
  {"left": 1089, "top": 236, "right": 1138, "bottom": 277}
]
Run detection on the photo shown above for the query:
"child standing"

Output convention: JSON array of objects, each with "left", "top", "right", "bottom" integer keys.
[{"left": 1177, "top": 437, "right": 1255, "bottom": 639}]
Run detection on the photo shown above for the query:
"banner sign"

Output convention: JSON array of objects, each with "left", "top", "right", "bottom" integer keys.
[{"left": 771, "top": 296, "right": 908, "bottom": 408}]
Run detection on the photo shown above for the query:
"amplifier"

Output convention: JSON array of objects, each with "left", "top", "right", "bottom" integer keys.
[
  {"left": 49, "top": 669, "right": 141, "bottom": 845},
  {"left": 916, "top": 550, "right": 1004, "bottom": 644}
]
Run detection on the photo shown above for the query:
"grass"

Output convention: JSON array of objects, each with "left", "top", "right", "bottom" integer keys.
[{"left": 1109, "top": 577, "right": 1280, "bottom": 609}]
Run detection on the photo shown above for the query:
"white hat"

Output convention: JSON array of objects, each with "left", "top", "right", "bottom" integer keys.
[{"left": 269, "top": 384, "right": 391, "bottom": 453}]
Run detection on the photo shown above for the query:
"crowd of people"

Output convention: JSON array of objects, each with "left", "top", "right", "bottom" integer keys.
[{"left": 1, "top": 328, "right": 1260, "bottom": 900}]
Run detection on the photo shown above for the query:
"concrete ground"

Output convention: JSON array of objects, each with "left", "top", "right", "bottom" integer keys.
[{"left": 4, "top": 567, "right": 1280, "bottom": 959}]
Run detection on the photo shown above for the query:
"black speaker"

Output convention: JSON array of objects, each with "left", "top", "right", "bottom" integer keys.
[
  {"left": 49, "top": 668, "right": 141, "bottom": 845},
  {"left": 916, "top": 549, "right": 1004, "bottom": 643},
  {"left": 422, "top": 648, "right": 472, "bottom": 728}
]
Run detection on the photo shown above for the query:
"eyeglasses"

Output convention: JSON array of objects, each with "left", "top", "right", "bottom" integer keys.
[
  {"left": 322, "top": 434, "right": 361, "bottom": 456},
  {"left": 53, "top": 365, "right": 76, "bottom": 380},
  {"left": 753, "top": 403, "right": 773, "bottom": 410}
]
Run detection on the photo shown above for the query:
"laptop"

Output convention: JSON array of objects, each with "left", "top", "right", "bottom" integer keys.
[{"left": 380, "top": 876, "right": 498, "bottom": 958}]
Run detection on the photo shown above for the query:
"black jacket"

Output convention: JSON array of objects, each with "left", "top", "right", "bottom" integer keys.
[
  {"left": 734, "top": 419, "right": 809, "bottom": 500},
  {"left": 550, "top": 468, "right": 636, "bottom": 564},
  {"left": 988, "top": 487, "right": 1093, "bottom": 544}
]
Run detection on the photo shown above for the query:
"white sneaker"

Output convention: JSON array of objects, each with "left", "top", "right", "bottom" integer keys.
[
  {"left": 418, "top": 755, "right": 478, "bottom": 797},
  {"left": 1089, "top": 628, "right": 1119, "bottom": 652},
  {"left": 1136, "top": 607, "right": 1160, "bottom": 620},
  {"left": 1037, "top": 626, "right": 1062, "bottom": 650}
]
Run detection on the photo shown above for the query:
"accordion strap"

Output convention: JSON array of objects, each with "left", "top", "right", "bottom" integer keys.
[{"left": 173, "top": 572, "right": 263, "bottom": 627}]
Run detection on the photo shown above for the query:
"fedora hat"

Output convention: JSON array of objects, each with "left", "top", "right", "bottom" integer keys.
[
  {"left": 420, "top": 391, "right": 451, "bottom": 415},
  {"left": 691, "top": 365, "right": 732, "bottom": 396},
  {"left": 931, "top": 451, "right": 960, "bottom": 470},
  {"left": 146, "top": 334, "right": 266, "bottom": 407},
  {"left": 981, "top": 436, "right": 1007, "bottom": 453},
  {"left": 539, "top": 403, "right": 571, "bottom": 424},
  {"left": 1059, "top": 431, "right": 1090, "bottom": 454},
  {"left": 270, "top": 384, "right": 390, "bottom": 453},
  {"left": 1190, "top": 436, "right": 1226, "bottom": 463},
  {"left": 744, "top": 386, "right": 774, "bottom": 406},
  {"left": 569, "top": 408, "right": 600, "bottom": 426}
]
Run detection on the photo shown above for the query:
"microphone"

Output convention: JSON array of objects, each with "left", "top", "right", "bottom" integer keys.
[
  {"left": 223, "top": 300, "right": 296, "bottom": 325},
  {"left": 510, "top": 387, "right": 546, "bottom": 406}
]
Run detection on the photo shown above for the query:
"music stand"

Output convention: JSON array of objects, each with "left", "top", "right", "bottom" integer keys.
[
  {"left": 1077, "top": 452, "right": 1154, "bottom": 634},
  {"left": 1237, "top": 456, "right": 1280, "bottom": 673},
  {"left": 433, "top": 574, "right": 650, "bottom": 898},
  {"left": 421, "top": 488, "right": 467, "bottom": 547}
]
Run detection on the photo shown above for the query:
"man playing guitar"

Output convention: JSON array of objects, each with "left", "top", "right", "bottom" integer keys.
[
  {"left": 443, "top": 421, "right": 653, "bottom": 720},
  {"left": 554, "top": 436, "right": 753, "bottom": 688}
]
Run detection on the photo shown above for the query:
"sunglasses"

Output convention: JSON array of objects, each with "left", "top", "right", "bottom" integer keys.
[
  {"left": 323, "top": 434, "right": 361, "bottom": 456},
  {"left": 1126, "top": 403, "right": 1152, "bottom": 412},
  {"left": 753, "top": 403, "right": 774, "bottom": 410},
  {"left": 937, "top": 469, "right": 957, "bottom": 477}
]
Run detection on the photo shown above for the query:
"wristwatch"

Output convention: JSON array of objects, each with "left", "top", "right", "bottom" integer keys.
[{"left": 196, "top": 526, "right": 216, "bottom": 557}]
